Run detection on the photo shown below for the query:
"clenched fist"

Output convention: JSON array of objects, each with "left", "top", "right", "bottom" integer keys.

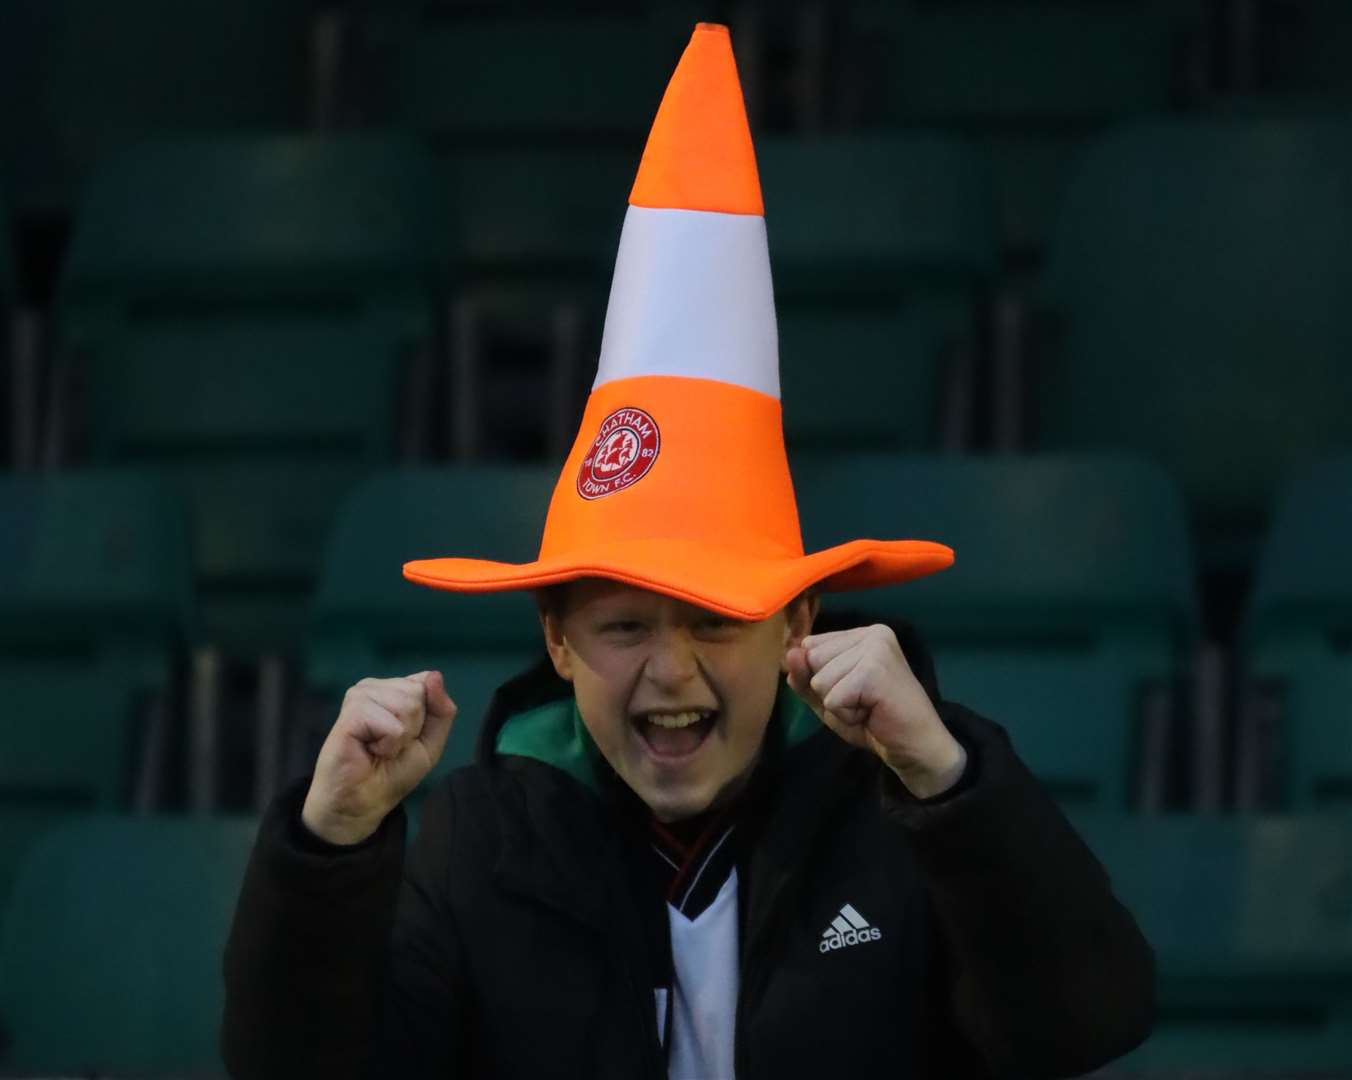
[
  {"left": 784, "top": 625, "right": 967, "bottom": 799},
  {"left": 301, "top": 671, "right": 458, "bottom": 846}
]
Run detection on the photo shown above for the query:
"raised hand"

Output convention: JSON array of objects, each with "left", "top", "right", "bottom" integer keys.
[
  {"left": 301, "top": 670, "right": 458, "bottom": 845},
  {"left": 785, "top": 625, "right": 967, "bottom": 799}
]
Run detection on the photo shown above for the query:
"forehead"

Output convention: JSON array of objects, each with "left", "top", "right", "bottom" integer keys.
[{"left": 565, "top": 578, "right": 723, "bottom": 619}]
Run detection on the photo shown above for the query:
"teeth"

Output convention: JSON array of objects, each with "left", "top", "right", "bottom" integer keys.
[{"left": 645, "top": 711, "right": 708, "bottom": 729}]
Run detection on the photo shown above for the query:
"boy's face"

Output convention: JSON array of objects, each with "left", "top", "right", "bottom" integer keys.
[{"left": 541, "top": 579, "right": 816, "bottom": 823}]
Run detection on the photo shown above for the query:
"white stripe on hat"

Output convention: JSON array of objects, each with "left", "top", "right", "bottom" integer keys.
[{"left": 594, "top": 204, "right": 780, "bottom": 399}]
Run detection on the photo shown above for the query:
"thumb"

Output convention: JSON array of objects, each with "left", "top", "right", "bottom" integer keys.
[
  {"left": 784, "top": 646, "right": 823, "bottom": 716},
  {"left": 420, "top": 669, "right": 457, "bottom": 719},
  {"left": 415, "top": 670, "right": 457, "bottom": 762}
]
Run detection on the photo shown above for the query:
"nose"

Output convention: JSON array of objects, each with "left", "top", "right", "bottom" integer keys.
[{"left": 643, "top": 626, "right": 700, "bottom": 690}]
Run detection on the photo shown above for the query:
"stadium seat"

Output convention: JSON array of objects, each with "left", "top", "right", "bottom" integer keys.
[
  {"left": 57, "top": 134, "right": 445, "bottom": 650},
  {"left": 0, "top": 814, "right": 257, "bottom": 1076},
  {"left": 778, "top": 308, "right": 959, "bottom": 452},
  {"left": 1072, "top": 810, "right": 1352, "bottom": 1074},
  {"left": 304, "top": 466, "right": 558, "bottom": 799},
  {"left": 856, "top": 1, "right": 1184, "bottom": 122},
  {"left": 440, "top": 142, "right": 638, "bottom": 459},
  {"left": 841, "top": 1, "right": 1199, "bottom": 252},
  {"left": 366, "top": 10, "right": 670, "bottom": 142},
  {"left": 795, "top": 453, "right": 1199, "bottom": 810},
  {"left": 0, "top": 469, "right": 194, "bottom": 909},
  {"left": 1037, "top": 116, "right": 1352, "bottom": 573},
  {"left": 0, "top": 0, "right": 314, "bottom": 214},
  {"left": 1242, "top": 457, "right": 1352, "bottom": 810},
  {"left": 759, "top": 134, "right": 998, "bottom": 454}
]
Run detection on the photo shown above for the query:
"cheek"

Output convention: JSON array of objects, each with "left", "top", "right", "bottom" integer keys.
[
  {"left": 570, "top": 653, "right": 642, "bottom": 726},
  {"left": 712, "top": 650, "right": 783, "bottom": 730}
]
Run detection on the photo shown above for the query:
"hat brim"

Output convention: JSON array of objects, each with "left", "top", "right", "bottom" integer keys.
[{"left": 402, "top": 537, "right": 953, "bottom": 621}]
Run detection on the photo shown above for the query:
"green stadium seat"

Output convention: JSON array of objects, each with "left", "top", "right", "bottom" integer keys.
[
  {"left": 778, "top": 303, "right": 968, "bottom": 454},
  {"left": 760, "top": 134, "right": 998, "bottom": 295},
  {"left": 305, "top": 466, "right": 558, "bottom": 797},
  {"left": 795, "top": 453, "right": 1199, "bottom": 810},
  {"left": 58, "top": 134, "right": 445, "bottom": 650},
  {"left": 0, "top": 469, "right": 193, "bottom": 910},
  {"left": 447, "top": 146, "right": 633, "bottom": 290},
  {"left": 759, "top": 134, "right": 997, "bottom": 454},
  {"left": 1037, "top": 116, "right": 1352, "bottom": 574},
  {"left": 0, "top": 814, "right": 257, "bottom": 1076},
  {"left": 856, "top": 2, "right": 1184, "bottom": 122},
  {"left": 1072, "top": 810, "right": 1352, "bottom": 1074},
  {"left": 0, "top": 0, "right": 314, "bottom": 214},
  {"left": 369, "top": 10, "right": 670, "bottom": 142},
  {"left": 435, "top": 143, "right": 636, "bottom": 458},
  {"left": 841, "top": 2, "right": 1199, "bottom": 252},
  {"left": 1243, "top": 457, "right": 1352, "bottom": 810}
]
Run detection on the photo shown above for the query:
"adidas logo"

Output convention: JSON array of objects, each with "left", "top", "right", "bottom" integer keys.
[{"left": 819, "top": 903, "right": 882, "bottom": 953}]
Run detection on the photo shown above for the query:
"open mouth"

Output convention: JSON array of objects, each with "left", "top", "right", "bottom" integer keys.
[{"left": 632, "top": 709, "right": 718, "bottom": 760}]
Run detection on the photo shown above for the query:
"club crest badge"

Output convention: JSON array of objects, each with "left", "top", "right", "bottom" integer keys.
[{"left": 577, "top": 406, "right": 661, "bottom": 500}]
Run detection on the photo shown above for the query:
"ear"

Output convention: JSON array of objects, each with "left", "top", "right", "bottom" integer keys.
[
  {"left": 779, "top": 592, "right": 819, "bottom": 671},
  {"left": 539, "top": 607, "right": 575, "bottom": 682}
]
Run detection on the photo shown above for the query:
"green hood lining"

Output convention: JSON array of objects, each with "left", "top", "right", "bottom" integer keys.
[{"left": 495, "top": 681, "right": 821, "bottom": 796}]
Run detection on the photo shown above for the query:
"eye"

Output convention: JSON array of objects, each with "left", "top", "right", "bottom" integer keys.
[
  {"left": 696, "top": 615, "right": 739, "bottom": 634},
  {"left": 601, "top": 619, "right": 645, "bottom": 634}
]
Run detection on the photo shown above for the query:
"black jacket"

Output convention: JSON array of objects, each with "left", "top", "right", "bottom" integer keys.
[{"left": 221, "top": 618, "right": 1153, "bottom": 1079}]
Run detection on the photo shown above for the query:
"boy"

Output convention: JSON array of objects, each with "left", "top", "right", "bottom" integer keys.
[{"left": 222, "top": 24, "right": 1152, "bottom": 1079}]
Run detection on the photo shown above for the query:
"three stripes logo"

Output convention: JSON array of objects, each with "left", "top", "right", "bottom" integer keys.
[{"left": 819, "top": 903, "right": 882, "bottom": 953}]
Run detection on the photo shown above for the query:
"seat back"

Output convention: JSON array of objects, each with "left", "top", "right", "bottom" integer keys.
[
  {"left": 796, "top": 453, "right": 1198, "bottom": 809},
  {"left": 58, "top": 135, "right": 445, "bottom": 647},
  {"left": 1245, "top": 456, "right": 1352, "bottom": 809},
  {"left": 778, "top": 306, "right": 958, "bottom": 453},
  {"left": 854, "top": 2, "right": 1186, "bottom": 122},
  {"left": 1038, "top": 117, "right": 1352, "bottom": 567},
  {"left": 306, "top": 466, "right": 558, "bottom": 786},
  {"left": 0, "top": 469, "right": 193, "bottom": 906},
  {"left": 0, "top": 0, "right": 313, "bottom": 213},
  {"left": 839, "top": 2, "right": 1199, "bottom": 252},
  {"left": 0, "top": 814, "right": 258, "bottom": 1076},
  {"left": 759, "top": 134, "right": 997, "bottom": 454},
  {"left": 370, "top": 9, "right": 669, "bottom": 141},
  {"left": 1073, "top": 810, "right": 1352, "bottom": 1074}
]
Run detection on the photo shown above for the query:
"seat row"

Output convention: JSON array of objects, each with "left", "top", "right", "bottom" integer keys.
[
  {"left": 2, "top": 742, "right": 1351, "bottom": 1075},
  {"left": 4, "top": 114, "right": 1350, "bottom": 644},
  {"left": 3, "top": 454, "right": 1348, "bottom": 836},
  {"left": 6, "top": 0, "right": 1348, "bottom": 246},
  {"left": 2, "top": 455, "right": 1351, "bottom": 1075}
]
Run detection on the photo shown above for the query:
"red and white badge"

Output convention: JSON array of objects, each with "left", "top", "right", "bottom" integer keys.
[{"left": 577, "top": 407, "right": 661, "bottom": 500}]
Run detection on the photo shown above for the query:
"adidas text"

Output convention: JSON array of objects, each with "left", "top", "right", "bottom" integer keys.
[{"left": 819, "top": 926, "right": 882, "bottom": 953}]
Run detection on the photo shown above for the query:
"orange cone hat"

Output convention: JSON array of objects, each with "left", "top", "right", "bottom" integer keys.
[{"left": 403, "top": 23, "right": 953, "bottom": 619}]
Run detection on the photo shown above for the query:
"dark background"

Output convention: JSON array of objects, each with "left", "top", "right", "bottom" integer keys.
[{"left": 1, "top": 2, "right": 1351, "bottom": 1077}]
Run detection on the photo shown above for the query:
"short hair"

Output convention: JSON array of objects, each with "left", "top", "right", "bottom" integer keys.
[{"left": 534, "top": 584, "right": 571, "bottom": 621}]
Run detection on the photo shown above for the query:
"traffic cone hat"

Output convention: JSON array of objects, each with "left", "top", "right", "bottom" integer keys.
[{"left": 403, "top": 23, "right": 953, "bottom": 619}]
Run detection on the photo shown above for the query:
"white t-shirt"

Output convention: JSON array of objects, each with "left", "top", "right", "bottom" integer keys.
[{"left": 663, "top": 868, "right": 740, "bottom": 1079}]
